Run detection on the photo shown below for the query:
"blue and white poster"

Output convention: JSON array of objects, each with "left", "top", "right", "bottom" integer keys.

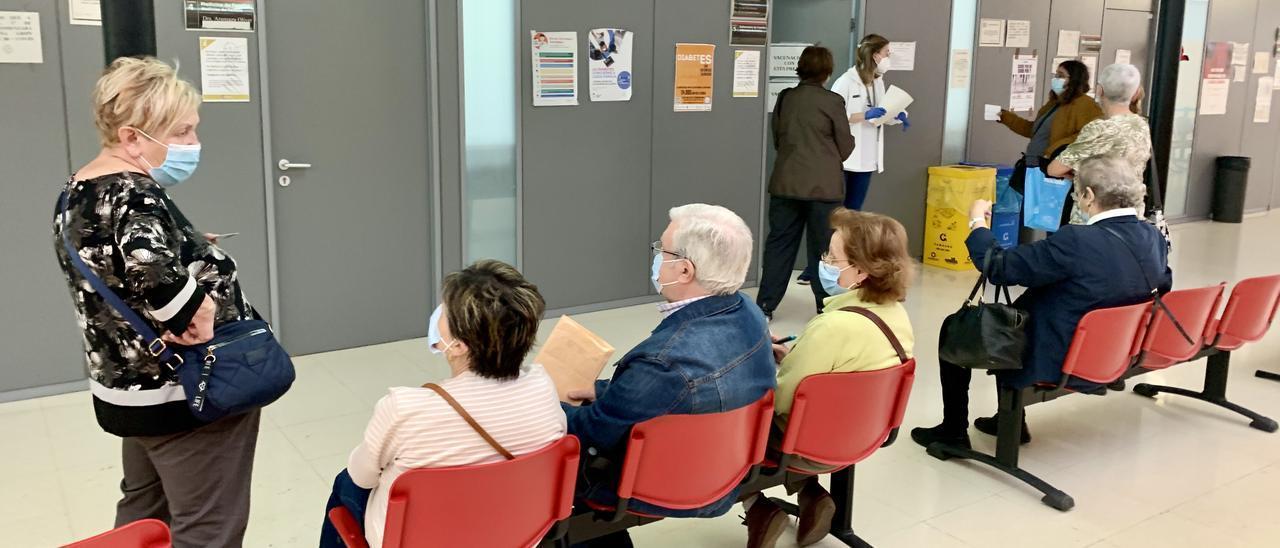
[{"left": 587, "top": 28, "right": 633, "bottom": 102}]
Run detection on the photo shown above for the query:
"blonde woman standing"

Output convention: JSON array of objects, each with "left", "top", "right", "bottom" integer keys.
[{"left": 830, "top": 34, "right": 909, "bottom": 211}]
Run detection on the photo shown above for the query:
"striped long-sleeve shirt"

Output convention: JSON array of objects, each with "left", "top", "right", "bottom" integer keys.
[{"left": 348, "top": 364, "right": 566, "bottom": 547}]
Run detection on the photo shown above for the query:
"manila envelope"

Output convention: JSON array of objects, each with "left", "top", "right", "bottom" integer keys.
[{"left": 534, "top": 315, "right": 615, "bottom": 405}]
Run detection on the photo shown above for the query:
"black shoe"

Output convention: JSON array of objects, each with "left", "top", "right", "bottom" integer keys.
[
  {"left": 910, "top": 424, "right": 971, "bottom": 450},
  {"left": 973, "top": 415, "right": 1031, "bottom": 444}
]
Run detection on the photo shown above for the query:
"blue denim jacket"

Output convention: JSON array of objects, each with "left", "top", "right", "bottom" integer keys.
[{"left": 564, "top": 292, "right": 777, "bottom": 518}]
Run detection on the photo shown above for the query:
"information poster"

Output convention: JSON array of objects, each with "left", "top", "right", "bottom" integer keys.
[
  {"left": 198, "top": 37, "right": 250, "bottom": 102},
  {"left": 1231, "top": 42, "right": 1250, "bottom": 67},
  {"left": 1009, "top": 55, "right": 1038, "bottom": 112},
  {"left": 1203, "top": 42, "right": 1233, "bottom": 79},
  {"left": 979, "top": 19, "right": 1005, "bottom": 47},
  {"left": 729, "top": 0, "right": 767, "bottom": 47},
  {"left": 531, "top": 31, "right": 578, "bottom": 107},
  {"left": 1255, "top": 77, "right": 1274, "bottom": 123},
  {"left": 68, "top": 0, "right": 101, "bottom": 26},
  {"left": 1254, "top": 52, "right": 1271, "bottom": 75},
  {"left": 949, "top": 49, "right": 971, "bottom": 89},
  {"left": 768, "top": 43, "right": 808, "bottom": 78},
  {"left": 674, "top": 43, "right": 715, "bottom": 112},
  {"left": 1115, "top": 49, "right": 1132, "bottom": 65},
  {"left": 733, "top": 50, "right": 760, "bottom": 98},
  {"left": 184, "top": 0, "right": 255, "bottom": 32},
  {"left": 587, "top": 28, "right": 633, "bottom": 102},
  {"left": 0, "top": 11, "right": 43, "bottom": 64},
  {"left": 889, "top": 41, "right": 917, "bottom": 71},
  {"left": 1057, "top": 30, "right": 1081, "bottom": 57},
  {"left": 1005, "top": 20, "right": 1030, "bottom": 48},
  {"left": 1199, "top": 78, "right": 1230, "bottom": 116}
]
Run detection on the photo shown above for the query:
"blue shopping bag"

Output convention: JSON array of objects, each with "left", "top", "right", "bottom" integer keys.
[{"left": 1022, "top": 167, "right": 1072, "bottom": 232}]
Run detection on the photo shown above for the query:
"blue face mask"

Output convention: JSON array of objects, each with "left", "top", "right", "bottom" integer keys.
[
  {"left": 427, "top": 305, "right": 445, "bottom": 354},
  {"left": 819, "top": 261, "right": 854, "bottom": 296},
  {"left": 136, "top": 129, "right": 201, "bottom": 188},
  {"left": 651, "top": 254, "right": 682, "bottom": 294},
  {"left": 1050, "top": 77, "right": 1067, "bottom": 95}
]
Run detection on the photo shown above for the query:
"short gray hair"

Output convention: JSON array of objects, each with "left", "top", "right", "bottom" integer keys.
[
  {"left": 1098, "top": 63, "right": 1141, "bottom": 104},
  {"left": 1075, "top": 155, "right": 1146, "bottom": 210},
  {"left": 668, "top": 204, "right": 754, "bottom": 295}
]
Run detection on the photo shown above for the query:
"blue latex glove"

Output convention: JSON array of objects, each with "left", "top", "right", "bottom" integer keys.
[
  {"left": 864, "top": 107, "right": 887, "bottom": 121},
  {"left": 896, "top": 111, "right": 910, "bottom": 131}
]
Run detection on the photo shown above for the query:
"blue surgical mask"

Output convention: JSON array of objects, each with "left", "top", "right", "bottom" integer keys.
[
  {"left": 1050, "top": 78, "right": 1067, "bottom": 95},
  {"left": 651, "top": 254, "right": 682, "bottom": 294},
  {"left": 135, "top": 128, "right": 201, "bottom": 188},
  {"left": 427, "top": 305, "right": 445, "bottom": 354},
  {"left": 819, "top": 261, "right": 854, "bottom": 296}
]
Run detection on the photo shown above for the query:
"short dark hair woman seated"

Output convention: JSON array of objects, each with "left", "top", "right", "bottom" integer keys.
[{"left": 911, "top": 154, "right": 1172, "bottom": 449}]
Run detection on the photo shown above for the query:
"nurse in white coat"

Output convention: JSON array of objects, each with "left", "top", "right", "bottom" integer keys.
[{"left": 830, "top": 34, "right": 909, "bottom": 210}]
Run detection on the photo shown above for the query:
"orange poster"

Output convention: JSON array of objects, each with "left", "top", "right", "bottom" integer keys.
[{"left": 674, "top": 43, "right": 715, "bottom": 112}]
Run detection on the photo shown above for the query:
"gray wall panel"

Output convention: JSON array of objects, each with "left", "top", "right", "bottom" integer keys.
[
  {"left": 1240, "top": 0, "right": 1279, "bottom": 212},
  {"left": 650, "top": 0, "right": 766, "bottom": 284},
  {"left": 967, "top": 0, "right": 1053, "bottom": 164},
  {"left": 438, "top": 0, "right": 464, "bottom": 275},
  {"left": 1186, "top": 0, "right": 1257, "bottom": 219},
  {"left": 772, "top": 0, "right": 854, "bottom": 84},
  {"left": 521, "top": 0, "right": 655, "bottom": 308},
  {"left": 863, "top": 0, "right": 954, "bottom": 251},
  {"left": 0, "top": 0, "right": 84, "bottom": 392}
]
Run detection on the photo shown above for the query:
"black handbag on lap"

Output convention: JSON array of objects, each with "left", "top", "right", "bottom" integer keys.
[{"left": 938, "top": 248, "right": 1029, "bottom": 370}]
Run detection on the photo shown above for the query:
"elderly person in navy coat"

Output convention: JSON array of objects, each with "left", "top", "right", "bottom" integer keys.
[{"left": 912, "top": 154, "right": 1172, "bottom": 449}]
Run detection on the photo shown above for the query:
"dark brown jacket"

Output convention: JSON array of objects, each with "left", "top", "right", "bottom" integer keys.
[
  {"left": 769, "top": 83, "right": 855, "bottom": 202},
  {"left": 999, "top": 94, "right": 1104, "bottom": 160}
]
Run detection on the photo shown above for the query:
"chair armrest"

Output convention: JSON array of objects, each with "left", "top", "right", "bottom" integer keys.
[{"left": 328, "top": 507, "right": 370, "bottom": 548}]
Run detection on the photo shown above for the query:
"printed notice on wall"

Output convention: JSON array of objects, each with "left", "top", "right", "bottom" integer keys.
[
  {"left": 1254, "top": 52, "right": 1272, "bottom": 75},
  {"left": 979, "top": 19, "right": 1005, "bottom": 47},
  {"left": 531, "top": 31, "right": 578, "bottom": 107},
  {"left": 767, "top": 81, "right": 794, "bottom": 113},
  {"left": 1203, "top": 42, "right": 1233, "bottom": 79},
  {"left": 1005, "top": 20, "right": 1030, "bottom": 49},
  {"left": 768, "top": 43, "right": 809, "bottom": 78},
  {"left": 0, "top": 11, "right": 43, "bottom": 64},
  {"left": 1231, "top": 42, "right": 1250, "bottom": 67},
  {"left": 674, "top": 43, "right": 715, "bottom": 112},
  {"left": 1009, "top": 55, "right": 1038, "bottom": 112},
  {"left": 949, "top": 49, "right": 971, "bottom": 89},
  {"left": 1057, "top": 30, "right": 1081, "bottom": 57},
  {"left": 587, "top": 28, "right": 633, "bottom": 102},
  {"left": 1199, "top": 78, "right": 1229, "bottom": 116},
  {"left": 1255, "top": 77, "right": 1274, "bottom": 123},
  {"left": 199, "top": 37, "right": 250, "bottom": 102},
  {"left": 69, "top": 0, "right": 101, "bottom": 26},
  {"left": 729, "top": 0, "right": 767, "bottom": 47},
  {"left": 889, "top": 41, "right": 917, "bottom": 71},
  {"left": 1115, "top": 49, "right": 1132, "bottom": 65},
  {"left": 185, "top": 0, "right": 255, "bottom": 32},
  {"left": 1081, "top": 55, "right": 1099, "bottom": 96},
  {"left": 733, "top": 50, "right": 761, "bottom": 98}
]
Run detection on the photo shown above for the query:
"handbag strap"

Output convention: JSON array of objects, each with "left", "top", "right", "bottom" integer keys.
[
  {"left": 421, "top": 382, "right": 515, "bottom": 460},
  {"left": 58, "top": 189, "right": 185, "bottom": 372},
  {"left": 839, "top": 307, "right": 909, "bottom": 364},
  {"left": 967, "top": 245, "right": 1015, "bottom": 305},
  {"left": 1098, "top": 224, "right": 1193, "bottom": 345}
]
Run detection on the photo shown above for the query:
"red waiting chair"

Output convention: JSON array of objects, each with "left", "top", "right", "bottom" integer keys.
[
  {"left": 1137, "top": 285, "right": 1226, "bottom": 370},
  {"left": 1206, "top": 275, "right": 1280, "bottom": 382},
  {"left": 327, "top": 435, "right": 580, "bottom": 548},
  {"left": 770, "top": 360, "right": 915, "bottom": 474},
  {"left": 586, "top": 391, "right": 775, "bottom": 522},
  {"left": 63, "top": 519, "right": 171, "bottom": 548}
]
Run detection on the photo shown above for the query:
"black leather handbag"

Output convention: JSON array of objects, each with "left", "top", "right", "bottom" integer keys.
[{"left": 938, "top": 248, "right": 1029, "bottom": 370}]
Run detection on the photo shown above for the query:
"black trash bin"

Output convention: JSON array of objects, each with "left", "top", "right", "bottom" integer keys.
[{"left": 1212, "top": 156, "right": 1251, "bottom": 223}]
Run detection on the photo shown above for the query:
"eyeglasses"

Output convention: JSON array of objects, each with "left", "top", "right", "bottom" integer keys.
[
  {"left": 821, "top": 252, "right": 851, "bottom": 266},
  {"left": 651, "top": 241, "right": 695, "bottom": 266}
]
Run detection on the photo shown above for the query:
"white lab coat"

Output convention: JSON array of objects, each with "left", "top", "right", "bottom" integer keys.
[{"left": 830, "top": 67, "right": 893, "bottom": 173}]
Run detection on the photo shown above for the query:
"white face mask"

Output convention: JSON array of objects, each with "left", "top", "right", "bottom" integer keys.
[{"left": 875, "top": 57, "right": 891, "bottom": 75}]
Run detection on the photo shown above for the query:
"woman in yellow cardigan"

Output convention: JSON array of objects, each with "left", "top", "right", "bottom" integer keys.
[{"left": 743, "top": 209, "right": 915, "bottom": 548}]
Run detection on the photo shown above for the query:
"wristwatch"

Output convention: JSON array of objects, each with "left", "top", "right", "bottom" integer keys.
[{"left": 968, "top": 218, "right": 986, "bottom": 230}]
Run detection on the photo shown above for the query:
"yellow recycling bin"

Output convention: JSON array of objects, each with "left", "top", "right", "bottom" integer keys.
[{"left": 923, "top": 165, "right": 996, "bottom": 271}]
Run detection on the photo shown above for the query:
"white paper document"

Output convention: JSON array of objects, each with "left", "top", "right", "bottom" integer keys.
[
  {"left": 1115, "top": 49, "right": 1132, "bottom": 65},
  {"left": 1231, "top": 42, "right": 1250, "bottom": 66},
  {"left": 1199, "top": 78, "right": 1229, "bottom": 116},
  {"left": 1005, "top": 20, "right": 1031, "bottom": 48},
  {"left": 68, "top": 0, "right": 101, "bottom": 26},
  {"left": 1057, "top": 30, "right": 1081, "bottom": 57},
  {"left": 871, "top": 85, "right": 913, "bottom": 126},
  {"left": 1234, "top": 67, "right": 1247, "bottom": 83},
  {"left": 949, "top": 49, "right": 971, "bottom": 89},
  {"left": 1254, "top": 52, "right": 1271, "bottom": 75},
  {"left": 732, "top": 49, "right": 760, "bottom": 98},
  {"left": 0, "top": 11, "right": 43, "bottom": 64},
  {"left": 889, "top": 41, "right": 917, "bottom": 71},
  {"left": 199, "top": 36, "right": 250, "bottom": 102},
  {"left": 1009, "top": 56, "right": 1038, "bottom": 112},
  {"left": 979, "top": 19, "right": 1005, "bottom": 47},
  {"left": 984, "top": 104, "right": 1002, "bottom": 121},
  {"left": 1255, "top": 77, "right": 1274, "bottom": 123}
]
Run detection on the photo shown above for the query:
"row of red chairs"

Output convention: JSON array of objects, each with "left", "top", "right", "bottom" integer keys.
[
  {"left": 66, "top": 361, "right": 916, "bottom": 548},
  {"left": 925, "top": 274, "right": 1280, "bottom": 511}
]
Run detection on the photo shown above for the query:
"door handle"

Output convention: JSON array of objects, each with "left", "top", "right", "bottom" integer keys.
[{"left": 278, "top": 159, "right": 312, "bottom": 171}]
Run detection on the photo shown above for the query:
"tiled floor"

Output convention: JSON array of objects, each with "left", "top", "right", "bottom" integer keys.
[{"left": 5, "top": 213, "right": 1280, "bottom": 547}]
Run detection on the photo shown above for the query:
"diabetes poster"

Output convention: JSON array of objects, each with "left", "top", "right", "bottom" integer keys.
[{"left": 674, "top": 43, "right": 715, "bottom": 112}]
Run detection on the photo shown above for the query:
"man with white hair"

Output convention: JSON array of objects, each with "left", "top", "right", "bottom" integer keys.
[
  {"left": 563, "top": 203, "right": 776, "bottom": 533},
  {"left": 1048, "top": 63, "right": 1153, "bottom": 224}
]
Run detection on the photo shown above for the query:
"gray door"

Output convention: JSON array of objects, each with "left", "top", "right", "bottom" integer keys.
[
  {"left": 264, "top": 1, "right": 433, "bottom": 355},
  {"left": 1100, "top": 8, "right": 1154, "bottom": 107}
]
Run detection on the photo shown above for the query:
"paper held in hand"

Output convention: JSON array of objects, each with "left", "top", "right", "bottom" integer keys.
[
  {"left": 871, "top": 85, "right": 914, "bottom": 127},
  {"left": 534, "top": 315, "right": 615, "bottom": 405}
]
